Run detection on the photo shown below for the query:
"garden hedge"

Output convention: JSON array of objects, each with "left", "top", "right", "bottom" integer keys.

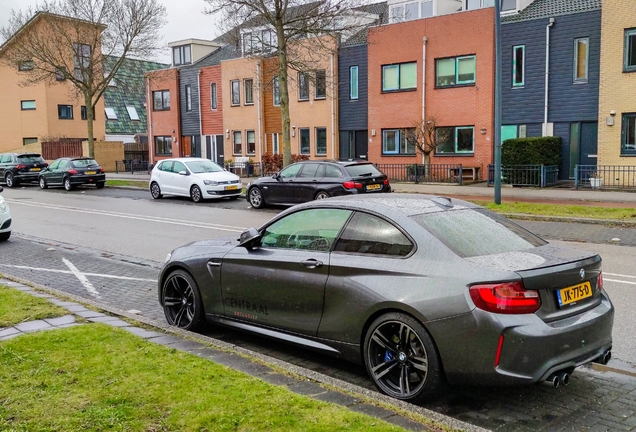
[{"left": 501, "top": 137, "right": 562, "bottom": 166}]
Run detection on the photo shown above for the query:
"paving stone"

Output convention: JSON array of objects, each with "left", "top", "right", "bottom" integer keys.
[
  {"left": 227, "top": 359, "right": 273, "bottom": 376},
  {"left": 97, "top": 319, "right": 131, "bottom": 327},
  {"left": 88, "top": 315, "right": 122, "bottom": 323},
  {"left": 57, "top": 323, "right": 81, "bottom": 329},
  {"left": 147, "top": 335, "right": 182, "bottom": 346},
  {"left": 384, "top": 415, "right": 432, "bottom": 431},
  {"left": 167, "top": 340, "right": 209, "bottom": 352},
  {"left": 312, "top": 390, "right": 360, "bottom": 407},
  {"left": 65, "top": 305, "right": 90, "bottom": 313},
  {"left": 123, "top": 327, "right": 164, "bottom": 338},
  {"left": 75, "top": 310, "right": 106, "bottom": 318},
  {"left": 258, "top": 372, "right": 299, "bottom": 387},
  {"left": 348, "top": 403, "right": 395, "bottom": 419},
  {"left": 48, "top": 299, "right": 79, "bottom": 307},
  {"left": 0, "top": 333, "right": 21, "bottom": 341},
  {"left": 286, "top": 381, "right": 327, "bottom": 397},
  {"left": 29, "top": 293, "right": 54, "bottom": 299},
  {"left": 0, "top": 327, "right": 20, "bottom": 338},
  {"left": 44, "top": 315, "right": 76, "bottom": 326},
  {"left": 15, "top": 320, "right": 52, "bottom": 332}
]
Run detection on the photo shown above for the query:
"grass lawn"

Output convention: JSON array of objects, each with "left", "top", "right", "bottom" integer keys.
[
  {"left": 105, "top": 179, "right": 149, "bottom": 189},
  {"left": 0, "top": 284, "right": 68, "bottom": 327},
  {"left": 473, "top": 201, "right": 636, "bottom": 221},
  {"left": 0, "top": 324, "right": 410, "bottom": 431}
]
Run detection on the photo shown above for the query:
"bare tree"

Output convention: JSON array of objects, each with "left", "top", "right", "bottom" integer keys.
[
  {"left": 406, "top": 115, "right": 451, "bottom": 166},
  {"left": 0, "top": 0, "right": 167, "bottom": 157},
  {"left": 204, "top": 0, "right": 377, "bottom": 167}
]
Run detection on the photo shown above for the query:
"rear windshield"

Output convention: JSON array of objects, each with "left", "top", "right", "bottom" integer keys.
[
  {"left": 344, "top": 164, "right": 383, "bottom": 178},
  {"left": 71, "top": 159, "right": 99, "bottom": 168},
  {"left": 411, "top": 208, "right": 546, "bottom": 258},
  {"left": 17, "top": 155, "right": 45, "bottom": 163},
  {"left": 185, "top": 160, "right": 224, "bottom": 173}
]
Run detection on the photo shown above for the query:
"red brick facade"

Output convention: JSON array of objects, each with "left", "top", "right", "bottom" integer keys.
[{"left": 147, "top": 68, "right": 181, "bottom": 164}]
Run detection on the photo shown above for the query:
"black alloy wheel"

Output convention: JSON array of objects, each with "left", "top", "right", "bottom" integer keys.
[
  {"left": 162, "top": 270, "right": 204, "bottom": 330},
  {"left": 248, "top": 187, "right": 265, "bottom": 208},
  {"left": 5, "top": 173, "right": 15, "bottom": 188},
  {"left": 315, "top": 191, "right": 330, "bottom": 200},
  {"left": 39, "top": 177, "right": 48, "bottom": 189},
  {"left": 96, "top": 182, "right": 105, "bottom": 189},
  {"left": 150, "top": 182, "right": 162, "bottom": 199},
  {"left": 64, "top": 177, "right": 74, "bottom": 191},
  {"left": 190, "top": 185, "right": 203, "bottom": 203},
  {"left": 364, "top": 312, "right": 443, "bottom": 403}
]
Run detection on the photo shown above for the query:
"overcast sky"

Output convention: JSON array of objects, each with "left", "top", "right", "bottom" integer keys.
[{"left": 0, "top": 0, "right": 221, "bottom": 64}]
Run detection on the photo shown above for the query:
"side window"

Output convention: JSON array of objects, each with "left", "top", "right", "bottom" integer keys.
[
  {"left": 49, "top": 160, "right": 60, "bottom": 170},
  {"left": 0, "top": 155, "right": 10, "bottom": 163},
  {"left": 261, "top": 209, "right": 352, "bottom": 251},
  {"left": 298, "top": 163, "right": 319, "bottom": 178},
  {"left": 173, "top": 161, "right": 187, "bottom": 173},
  {"left": 324, "top": 165, "right": 343, "bottom": 178},
  {"left": 279, "top": 163, "right": 302, "bottom": 179},
  {"left": 160, "top": 161, "right": 173, "bottom": 172},
  {"left": 315, "top": 164, "right": 325, "bottom": 178},
  {"left": 59, "top": 160, "right": 69, "bottom": 169},
  {"left": 334, "top": 212, "right": 413, "bottom": 257}
]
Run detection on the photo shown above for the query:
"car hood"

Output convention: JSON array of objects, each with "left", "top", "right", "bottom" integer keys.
[
  {"left": 464, "top": 243, "right": 598, "bottom": 272},
  {"left": 252, "top": 176, "right": 275, "bottom": 184},
  {"left": 169, "top": 235, "right": 239, "bottom": 262},
  {"left": 193, "top": 172, "right": 241, "bottom": 182}
]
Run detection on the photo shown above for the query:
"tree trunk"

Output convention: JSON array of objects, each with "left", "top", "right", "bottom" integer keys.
[{"left": 85, "top": 93, "right": 95, "bottom": 158}]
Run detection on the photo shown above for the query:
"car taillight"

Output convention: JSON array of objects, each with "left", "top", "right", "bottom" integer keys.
[
  {"left": 68, "top": 169, "right": 78, "bottom": 175},
  {"left": 469, "top": 281, "right": 541, "bottom": 314},
  {"left": 342, "top": 181, "right": 363, "bottom": 189},
  {"left": 15, "top": 164, "right": 26, "bottom": 169},
  {"left": 598, "top": 271, "right": 603, "bottom": 291},
  {"left": 494, "top": 334, "right": 504, "bottom": 367},
  {"left": 383, "top": 179, "right": 389, "bottom": 185},
  {"left": 99, "top": 168, "right": 104, "bottom": 173}
]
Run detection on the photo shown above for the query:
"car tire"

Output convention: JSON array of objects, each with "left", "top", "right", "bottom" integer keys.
[
  {"left": 150, "top": 182, "right": 162, "bottom": 199},
  {"left": 248, "top": 187, "right": 265, "bottom": 209},
  {"left": 161, "top": 269, "right": 204, "bottom": 331},
  {"left": 63, "top": 177, "right": 74, "bottom": 191},
  {"left": 315, "top": 191, "right": 330, "bottom": 200},
  {"left": 5, "top": 172, "right": 16, "bottom": 188},
  {"left": 228, "top": 195, "right": 239, "bottom": 200},
  {"left": 96, "top": 182, "right": 105, "bottom": 189},
  {"left": 39, "top": 177, "right": 48, "bottom": 189},
  {"left": 190, "top": 185, "right": 203, "bottom": 203},
  {"left": 363, "top": 312, "right": 444, "bottom": 404},
  {"left": 0, "top": 231, "right": 10, "bottom": 241}
]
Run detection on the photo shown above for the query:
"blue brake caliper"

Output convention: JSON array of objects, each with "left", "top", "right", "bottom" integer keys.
[{"left": 384, "top": 350, "right": 394, "bottom": 363}]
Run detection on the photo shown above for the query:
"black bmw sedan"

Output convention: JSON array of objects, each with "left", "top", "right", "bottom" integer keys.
[
  {"left": 158, "top": 194, "right": 613, "bottom": 403},
  {"left": 247, "top": 160, "right": 390, "bottom": 208},
  {"left": 38, "top": 157, "right": 106, "bottom": 191}
]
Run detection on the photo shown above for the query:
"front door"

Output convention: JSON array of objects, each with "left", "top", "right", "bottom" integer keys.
[
  {"left": 215, "top": 135, "right": 224, "bottom": 166},
  {"left": 569, "top": 122, "right": 598, "bottom": 178},
  {"left": 220, "top": 208, "right": 352, "bottom": 335},
  {"left": 190, "top": 135, "right": 201, "bottom": 158},
  {"left": 206, "top": 136, "right": 213, "bottom": 160},
  {"left": 355, "top": 130, "right": 368, "bottom": 160}
]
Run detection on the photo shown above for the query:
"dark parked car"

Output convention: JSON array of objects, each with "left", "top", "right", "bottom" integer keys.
[
  {"left": 38, "top": 157, "right": 106, "bottom": 191},
  {"left": 158, "top": 194, "right": 613, "bottom": 403},
  {"left": 0, "top": 153, "right": 48, "bottom": 187},
  {"left": 247, "top": 160, "right": 390, "bottom": 208}
]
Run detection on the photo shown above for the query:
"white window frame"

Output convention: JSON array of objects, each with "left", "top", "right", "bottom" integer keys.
[
  {"left": 126, "top": 105, "right": 140, "bottom": 121},
  {"left": 105, "top": 107, "right": 118, "bottom": 120},
  {"left": 350, "top": 66, "right": 359, "bottom": 100},
  {"left": 231, "top": 80, "right": 240, "bottom": 106}
]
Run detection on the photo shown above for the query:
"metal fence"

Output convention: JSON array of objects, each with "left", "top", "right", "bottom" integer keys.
[
  {"left": 225, "top": 162, "right": 264, "bottom": 177},
  {"left": 575, "top": 165, "right": 636, "bottom": 189},
  {"left": 115, "top": 160, "right": 150, "bottom": 174},
  {"left": 375, "top": 164, "right": 464, "bottom": 185},
  {"left": 487, "top": 165, "right": 559, "bottom": 188}
]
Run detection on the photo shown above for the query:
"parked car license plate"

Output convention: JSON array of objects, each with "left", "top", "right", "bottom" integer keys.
[
  {"left": 30, "top": 168, "right": 41, "bottom": 171},
  {"left": 367, "top": 184, "right": 381, "bottom": 191},
  {"left": 86, "top": 171, "right": 96, "bottom": 174},
  {"left": 557, "top": 281, "right": 592, "bottom": 306},
  {"left": 225, "top": 185, "right": 238, "bottom": 190}
]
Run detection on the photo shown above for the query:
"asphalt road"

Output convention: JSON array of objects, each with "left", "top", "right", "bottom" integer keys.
[{"left": 3, "top": 184, "right": 636, "bottom": 431}]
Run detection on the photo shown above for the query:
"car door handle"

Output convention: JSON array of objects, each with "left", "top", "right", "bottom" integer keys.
[{"left": 300, "top": 259, "right": 323, "bottom": 268}]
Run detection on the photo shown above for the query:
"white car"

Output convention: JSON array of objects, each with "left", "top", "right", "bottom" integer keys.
[
  {"left": 0, "top": 186, "right": 11, "bottom": 241},
  {"left": 149, "top": 158, "right": 242, "bottom": 203}
]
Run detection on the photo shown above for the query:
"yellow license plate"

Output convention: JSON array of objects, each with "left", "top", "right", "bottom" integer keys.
[
  {"left": 557, "top": 281, "right": 592, "bottom": 306},
  {"left": 367, "top": 184, "right": 381, "bottom": 191},
  {"left": 31, "top": 168, "right": 41, "bottom": 171},
  {"left": 225, "top": 185, "right": 238, "bottom": 190},
  {"left": 86, "top": 171, "right": 96, "bottom": 175}
]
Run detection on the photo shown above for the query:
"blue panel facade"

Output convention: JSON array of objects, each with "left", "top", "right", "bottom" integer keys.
[
  {"left": 179, "top": 67, "right": 201, "bottom": 136},
  {"left": 338, "top": 44, "right": 368, "bottom": 131}
]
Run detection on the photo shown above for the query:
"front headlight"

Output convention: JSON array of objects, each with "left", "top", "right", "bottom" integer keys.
[
  {"left": 203, "top": 180, "right": 218, "bottom": 186},
  {"left": 0, "top": 197, "right": 7, "bottom": 213}
]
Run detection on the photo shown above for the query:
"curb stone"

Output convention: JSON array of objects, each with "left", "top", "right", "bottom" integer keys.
[{"left": 0, "top": 275, "right": 486, "bottom": 432}]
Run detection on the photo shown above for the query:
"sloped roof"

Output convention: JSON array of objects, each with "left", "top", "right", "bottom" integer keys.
[
  {"left": 502, "top": 0, "right": 601, "bottom": 23},
  {"left": 341, "top": 1, "right": 388, "bottom": 47},
  {"left": 103, "top": 56, "right": 168, "bottom": 135},
  {"left": 182, "top": 44, "right": 240, "bottom": 70}
]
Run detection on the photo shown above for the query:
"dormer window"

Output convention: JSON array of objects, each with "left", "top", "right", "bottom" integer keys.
[
  {"left": 466, "top": 0, "right": 515, "bottom": 12},
  {"left": 242, "top": 29, "right": 277, "bottom": 56},
  {"left": 389, "top": 1, "right": 433, "bottom": 23},
  {"left": 173, "top": 45, "right": 191, "bottom": 66}
]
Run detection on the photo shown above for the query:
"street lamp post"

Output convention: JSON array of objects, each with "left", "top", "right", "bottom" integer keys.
[{"left": 494, "top": 0, "right": 502, "bottom": 204}]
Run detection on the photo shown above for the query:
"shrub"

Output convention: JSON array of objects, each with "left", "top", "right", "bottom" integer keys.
[
  {"left": 262, "top": 154, "right": 309, "bottom": 174},
  {"left": 291, "top": 154, "right": 310, "bottom": 163},
  {"left": 501, "top": 137, "right": 562, "bottom": 166}
]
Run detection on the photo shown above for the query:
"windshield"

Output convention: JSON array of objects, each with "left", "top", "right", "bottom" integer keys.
[
  {"left": 17, "top": 155, "right": 45, "bottom": 163},
  {"left": 345, "top": 164, "right": 384, "bottom": 177},
  {"left": 411, "top": 208, "right": 546, "bottom": 258},
  {"left": 71, "top": 159, "right": 99, "bottom": 168},
  {"left": 185, "top": 160, "right": 224, "bottom": 174}
]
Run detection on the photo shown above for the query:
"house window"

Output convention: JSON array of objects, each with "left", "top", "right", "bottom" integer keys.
[
  {"left": 382, "top": 128, "right": 416, "bottom": 155},
  {"left": 273, "top": 76, "right": 280, "bottom": 106},
  {"left": 105, "top": 107, "right": 118, "bottom": 120},
  {"left": 467, "top": 0, "right": 495, "bottom": 9},
  {"left": 298, "top": 72, "right": 309, "bottom": 101},
  {"left": 389, "top": 5, "right": 404, "bottom": 23},
  {"left": 81, "top": 106, "right": 87, "bottom": 120},
  {"left": 574, "top": 38, "right": 589, "bottom": 83},
  {"left": 272, "top": 133, "right": 280, "bottom": 154},
  {"left": 21, "top": 100, "right": 36, "bottom": 110},
  {"left": 350, "top": 66, "right": 359, "bottom": 99},
  {"left": 316, "top": 128, "right": 327, "bottom": 155},
  {"left": 246, "top": 130, "right": 256, "bottom": 154},
  {"left": 501, "top": 0, "right": 516, "bottom": 11},
  {"left": 154, "top": 136, "right": 172, "bottom": 156},
  {"left": 55, "top": 68, "right": 66, "bottom": 81},
  {"left": 315, "top": 70, "right": 326, "bottom": 99},
  {"left": 244, "top": 79, "right": 254, "bottom": 105},
  {"left": 126, "top": 105, "right": 140, "bottom": 121},
  {"left": 299, "top": 128, "right": 310, "bottom": 154},
  {"left": 23, "top": 138, "right": 38, "bottom": 145},
  {"left": 501, "top": 125, "right": 518, "bottom": 142},
  {"left": 58, "top": 105, "right": 73, "bottom": 119},
  {"left": 421, "top": 0, "right": 433, "bottom": 18},
  {"left": 621, "top": 113, "right": 636, "bottom": 155},
  {"left": 382, "top": 62, "right": 417, "bottom": 92},
  {"left": 172, "top": 45, "right": 191, "bottom": 66},
  {"left": 231, "top": 80, "right": 240, "bottom": 106},
  {"left": 73, "top": 43, "right": 91, "bottom": 77},
  {"left": 435, "top": 126, "right": 475, "bottom": 154},
  {"left": 436, "top": 55, "right": 476, "bottom": 87},
  {"left": 18, "top": 60, "right": 34, "bottom": 71},
  {"left": 185, "top": 85, "right": 192, "bottom": 111},
  {"left": 233, "top": 131, "right": 242, "bottom": 155},
  {"left": 625, "top": 28, "right": 636, "bottom": 72},
  {"left": 405, "top": 2, "right": 418, "bottom": 20},
  {"left": 210, "top": 83, "right": 218, "bottom": 109},
  {"left": 153, "top": 90, "right": 170, "bottom": 110},
  {"left": 512, "top": 45, "right": 525, "bottom": 87}
]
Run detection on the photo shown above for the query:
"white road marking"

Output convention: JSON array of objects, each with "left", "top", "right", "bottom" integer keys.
[
  {"left": 604, "top": 272, "right": 636, "bottom": 279},
  {"left": 0, "top": 264, "right": 155, "bottom": 282},
  {"left": 62, "top": 258, "right": 101, "bottom": 298},
  {"left": 604, "top": 278, "right": 636, "bottom": 286},
  {"left": 6, "top": 199, "right": 246, "bottom": 233}
]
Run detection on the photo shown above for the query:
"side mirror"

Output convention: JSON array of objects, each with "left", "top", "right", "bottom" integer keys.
[
  {"left": 272, "top": 172, "right": 280, "bottom": 180},
  {"left": 178, "top": 170, "right": 188, "bottom": 176},
  {"left": 238, "top": 227, "right": 260, "bottom": 250}
]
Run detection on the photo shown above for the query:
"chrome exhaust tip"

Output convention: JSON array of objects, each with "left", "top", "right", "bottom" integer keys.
[
  {"left": 547, "top": 374, "right": 559, "bottom": 388},
  {"left": 603, "top": 350, "right": 612, "bottom": 365},
  {"left": 558, "top": 372, "right": 569, "bottom": 386}
]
